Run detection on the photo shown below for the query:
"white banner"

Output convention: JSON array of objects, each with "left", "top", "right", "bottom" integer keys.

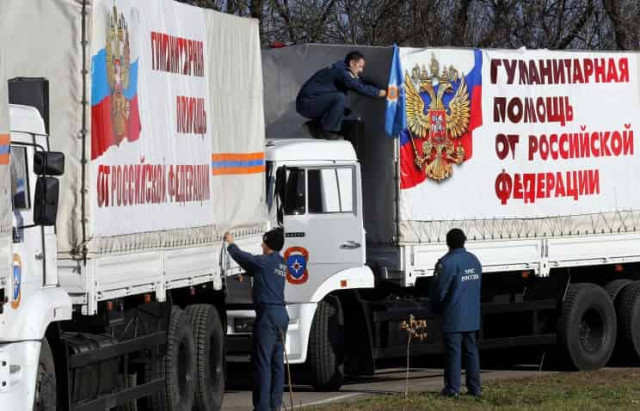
[
  {"left": 90, "top": 0, "right": 213, "bottom": 236},
  {"left": 399, "top": 48, "right": 640, "bottom": 221}
]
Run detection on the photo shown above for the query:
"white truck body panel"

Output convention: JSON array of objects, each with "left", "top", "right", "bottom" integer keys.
[
  {"left": 59, "top": 234, "right": 261, "bottom": 315},
  {"left": 0, "top": 341, "right": 40, "bottom": 407}
]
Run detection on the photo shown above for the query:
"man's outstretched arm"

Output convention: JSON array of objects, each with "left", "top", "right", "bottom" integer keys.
[
  {"left": 338, "top": 71, "right": 385, "bottom": 97},
  {"left": 225, "top": 232, "right": 261, "bottom": 275}
]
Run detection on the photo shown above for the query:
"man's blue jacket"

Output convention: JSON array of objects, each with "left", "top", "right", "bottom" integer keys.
[
  {"left": 227, "top": 244, "right": 287, "bottom": 311},
  {"left": 297, "top": 60, "right": 380, "bottom": 100},
  {"left": 430, "top": 248, "right": 482, "bottom": 333}
]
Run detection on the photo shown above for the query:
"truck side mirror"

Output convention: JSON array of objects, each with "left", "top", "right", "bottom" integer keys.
[
  {"left": 34, "top": 151, "right": 65, "bottom": 176},
  {"left": 33, "top": 177, "right": 59, "bottom": 226}
]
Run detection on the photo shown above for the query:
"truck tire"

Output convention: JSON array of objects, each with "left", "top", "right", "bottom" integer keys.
[
  {"left": 604, "top": 279, "right": 632, "bottom": 303},
  {"left": 559, "top": 283, "right": 616, "bottom": 370},
  {"left": 615, "top": 281, "right": 640, "bottom": 363},
  {"left": 308, "top": 296, "right": 344, "bottom": 391},
  {"left": 33, "top": 338, "right": 56, "bottom": 411},
  {"left": 185, "top": 304, "right": 225, "bottom": 411},
  {"left": 147, "top": 307, "right": 196, "bottom": 411}
]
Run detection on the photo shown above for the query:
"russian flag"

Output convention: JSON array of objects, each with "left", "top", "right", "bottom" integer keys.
[
  {"left": 91, "top": 49, "right": 142, "bottom": 160},
  {"left": 385, "top": 45, "right": 406, "bottom": 137},
  {"left": 399, "top": 49, "right": 483, "bottom": 189}
]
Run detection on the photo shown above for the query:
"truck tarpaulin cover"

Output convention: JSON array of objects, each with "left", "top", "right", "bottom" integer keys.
[
  {"left": 395, "top": 48, "right": 640, "bottom": 243},
  {"left": 0, "top": 0, "right": 266, "bottom": 256},
  {"left": 0, "top": 53, "right": 12, "bottom": 275}
]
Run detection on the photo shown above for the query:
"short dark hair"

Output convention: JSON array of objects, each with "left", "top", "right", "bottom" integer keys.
[
  {"left": 446, "top": 228, "right": 466, "bottom": 249},
  {"left": 345, "top": 51, "right": 365, "bottom": 65},
  {"left": 263, "top": 227, "right": 285, "bottom": 252}
]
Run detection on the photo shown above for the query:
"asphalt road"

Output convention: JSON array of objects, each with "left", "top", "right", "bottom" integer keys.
[{"left": 223, "top": 361, "right": 554, "bottom": 410}]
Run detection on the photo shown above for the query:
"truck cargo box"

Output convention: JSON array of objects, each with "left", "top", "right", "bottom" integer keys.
[
  {"left": 263, "top": 44, "right": 640, "bottom": 281},
  {"left": 263, "top": 44, "right": 640, "bottom": 245},
  {"left": 0, "top": 0, "right": 266, "bottom": 259}
]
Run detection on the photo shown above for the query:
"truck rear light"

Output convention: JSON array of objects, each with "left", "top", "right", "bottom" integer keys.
[{"left": 234, "top": 318, "right": 254, "bottom": 334}]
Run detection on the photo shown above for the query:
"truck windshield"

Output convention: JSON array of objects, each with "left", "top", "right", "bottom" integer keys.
[{"left": 10, "top": 146, "right": 30, "bottom": 210}]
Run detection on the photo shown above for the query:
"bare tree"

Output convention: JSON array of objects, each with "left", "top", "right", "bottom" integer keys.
[{"left": 176, "top": 0, "right": 640, "bottom": 50}]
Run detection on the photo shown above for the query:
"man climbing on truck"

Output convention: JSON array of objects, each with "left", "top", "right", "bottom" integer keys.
[
  {"left": 296, "top": 51, "right": 386, "bottom": 139},
  {"left": 430, "top": 228, "right": 483, "bottom": 398}
]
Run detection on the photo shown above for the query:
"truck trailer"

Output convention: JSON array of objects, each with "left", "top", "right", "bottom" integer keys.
[
  {"left": 224, "top": 44, "right": 640, "bottom": 390},
  {"left": 0, "top": 1, "right": 266, "bottom": 409}
]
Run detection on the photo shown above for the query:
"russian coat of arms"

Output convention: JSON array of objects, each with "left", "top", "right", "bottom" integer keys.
[
  {"left": 106, "top": 5, "right": 132, "bottom": 145},
  {"left": 405, "top": 54, "right": 471, "bottom": 181}
]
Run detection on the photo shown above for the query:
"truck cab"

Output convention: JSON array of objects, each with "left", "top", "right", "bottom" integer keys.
[
  {"left": 0, "top": 103, "right": 71, "bottom": 408},
  {"left": 226, "top": 138, "right": 374, "bottom": 388}
]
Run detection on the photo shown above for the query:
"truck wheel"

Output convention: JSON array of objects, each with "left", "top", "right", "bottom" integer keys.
[
  {"left": 604, "top": 279, "right": 632, "bottom": 303},
  {"left": 33, "top": 338, "right": 56, "bottom": 411},
  {"left": 615, "top": 281, "right": 640, "bottom": 363},
  {"left": 148, "top": 307, "right": 196, "bottom": 411},
  {"left": 308, "top": 296, "right": 344, "bottom": 391},
  {"left": 185, "top": 304, "right": 225, "bottom": 411},
  {"left": 559, "top": 283, "right": 616, "bottom": 370}
]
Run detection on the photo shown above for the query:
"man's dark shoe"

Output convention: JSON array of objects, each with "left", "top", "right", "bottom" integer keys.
[
  {"left": 440, "top": 389, "right": 459, "bottom": 398},
  {"left": 303, "top": 120, "right": 323, "bottom": 139},
  {"left": 323, "top": 131, "right": 343, "bottom": 140},
  {"left": 466, "top": 391, "right": 482, "bottom": 398}
]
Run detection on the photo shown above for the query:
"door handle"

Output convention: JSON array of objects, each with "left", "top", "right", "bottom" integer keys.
[{"left": 340, "top": 241, "right": 361, "bottom": 250}]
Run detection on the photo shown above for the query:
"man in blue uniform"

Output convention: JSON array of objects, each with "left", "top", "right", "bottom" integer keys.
[
  {"left": 224, "top": 228, "right": 288, "bottom": 411},
  {"left": 430, "top": 228, "right": 483, "bottom": 397},
  {"left": 296, "top": 51, "right": 386, "bottom": 139}
]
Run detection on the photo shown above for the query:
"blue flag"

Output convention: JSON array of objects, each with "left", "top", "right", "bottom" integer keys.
[{"left": 385, "top": 45, "right": 406, "bottom": 137}]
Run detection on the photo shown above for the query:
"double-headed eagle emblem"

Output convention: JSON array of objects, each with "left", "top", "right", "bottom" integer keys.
[
  {"left": 405, "top": 54, "right": 471, "bottom": 181},
  {"left": 106, "top": 5, "right": 132, "bottom": 144}
]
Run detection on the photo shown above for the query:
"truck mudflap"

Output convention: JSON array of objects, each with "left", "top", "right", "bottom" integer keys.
[{"left": 0, "top": 340, "right": 41, "bottom": 409}]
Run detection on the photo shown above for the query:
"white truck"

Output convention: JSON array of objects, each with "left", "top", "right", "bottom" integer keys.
[
  {"left": 224, "top": 43, "right": 640, "bottom": 390},
  {"left": 0, "top": 1, "right": 266, "bottom": 409}
]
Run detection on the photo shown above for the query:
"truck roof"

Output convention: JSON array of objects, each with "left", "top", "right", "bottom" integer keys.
[
  {"left": 266, "top": 138, "right": 357, "bottom": 162},
  {"left": 9, "top": 104, "right": 46, "bottom": 135}
]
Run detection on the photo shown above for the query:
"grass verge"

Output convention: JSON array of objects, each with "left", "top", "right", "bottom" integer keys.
[{"left": 309, "top": 369, "right": 640, "bottom": 411}]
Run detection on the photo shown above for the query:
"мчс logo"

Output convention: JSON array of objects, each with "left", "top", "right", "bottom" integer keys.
[{"left": 284, "top": 247, "right": 309, "bottom": 285}]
